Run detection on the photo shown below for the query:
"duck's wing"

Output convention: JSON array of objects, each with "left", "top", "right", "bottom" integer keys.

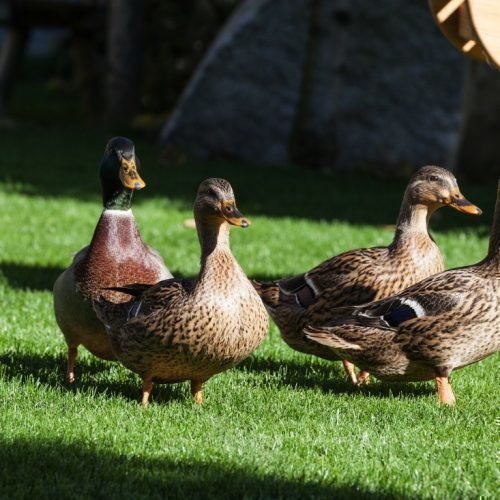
[
  {"left": 304, "top": 268, "right": 476, "bottom": 351},
  {"left": 253, "top": 247, "right": 387, "bottom": 312},
  {"left": 128, "top": 277, "right": 195, "bottom": 316},
  {"left": 93, "top": 278, "right": 195, "bottom": 332},
  {"left": 306, "top": 247, "right": 387, "bottom": 298}
]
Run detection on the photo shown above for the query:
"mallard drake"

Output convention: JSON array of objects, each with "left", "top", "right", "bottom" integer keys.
[
  {"left": 254, "top": 166, "right": 481, "bottom": 384},
  {"left": 305, "top": 182, "right": 500, "bottom": 405},
  {"left": 93, "top": 178, "right": 269, "bottom": 405},
  {"left": 53, "top": 137, "right": 172, "bottom": 382}
]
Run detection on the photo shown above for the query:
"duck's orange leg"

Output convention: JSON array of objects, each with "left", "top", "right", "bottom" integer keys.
[
  {"left": 435, "top": 376, "right": 456, "bottom": 406},
  {"left": 357, "top": 370, "right": 371, "bottom": 386},
  {"left": 191, "top": 380, "right": 203, "bottom": 405},
  {"left": 141, "top": 378, "right": 154, "bottom": 406},
  {"left": 67, "top": 346, "right": 77, "bottom": 383},
  {"left": 342, "top": 360, "right": 358, "bottom": 385}
]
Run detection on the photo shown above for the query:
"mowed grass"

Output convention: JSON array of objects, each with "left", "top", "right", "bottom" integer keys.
[{"left": 0, "top": 82, "right": 499, "bottom": 498}]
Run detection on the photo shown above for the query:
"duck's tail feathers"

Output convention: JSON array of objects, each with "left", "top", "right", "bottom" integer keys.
[{"left": 304, "top": 325, "right": 362, "bottom": 351}]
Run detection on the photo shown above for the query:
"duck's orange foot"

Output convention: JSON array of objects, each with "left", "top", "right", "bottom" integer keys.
[
  {"left": 357, "top": 371, "right": 371, "bottom": 386},
  {"left": 191, "top": 380, "right": 203, "bottom": 405},
  {"left": 141, "top": 379, "right": 153, "bottom": 407},
  {"left": 435, "top": 376, "right": 456, "bottom": 406}
]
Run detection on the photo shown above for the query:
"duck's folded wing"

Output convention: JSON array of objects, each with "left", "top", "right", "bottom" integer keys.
[
  {"left": 304, "top": 290, "right": 468, "bottom": 361},
  {"left": 304, "top": 325, "right": 364, "bottom": 350},
  {"left": 93, "top": 278, "right": 194, "bottom": 331},
  {"left": 306, "top": 247, "right": 386, "bottom": 296},
  {"left": 133, "top": 278, "right": 195, "bottom": 314}
]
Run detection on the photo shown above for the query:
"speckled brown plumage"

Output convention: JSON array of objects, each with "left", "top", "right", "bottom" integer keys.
[
  {"left": 305, "top": 181, "right": 500, "bottom": 405},
  {"left": 254, "top": 166, "right": 481, "bottom": 383},
  {"left": 94, "top": 178, "right": 269, "bottom": 405},
  {"left": 53, "top": 137, "right": 171, "bottom": 382}
]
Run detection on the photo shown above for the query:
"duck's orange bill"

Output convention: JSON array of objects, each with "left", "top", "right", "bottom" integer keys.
[
  {"left": 447, "top": 193, "right": 482, "bottom": 215},
  {"left": 119, "top": 157, "right": 146, "bottom": 190},
  {"left": 221, "top": 200, "right": 250, "bottom": 228}
]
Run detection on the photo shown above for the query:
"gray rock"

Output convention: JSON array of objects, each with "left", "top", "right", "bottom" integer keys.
[
  {"left": 161, "top": 0, "right": 310, "bottom": 165},
  {"left": 295, "top": 0, "right": 465, "bottom": 170},
  {"left": 162, "top": 0, "right": 475, "bottom": 173}
]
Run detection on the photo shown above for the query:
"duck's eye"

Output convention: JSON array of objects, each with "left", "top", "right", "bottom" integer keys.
[
  {"left": 428, "top": 175, "right": 439, "bottom": 182},
  {"left": 207, "top": 188, "right": 217, "bottom": 198}
]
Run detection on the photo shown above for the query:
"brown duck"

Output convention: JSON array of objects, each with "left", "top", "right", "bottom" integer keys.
[
  {"left": 53, "top": 137, "right": 172, "bottom": 382},
  {"left": 305, "top": 181, "right": 500, "bottom": 406},
  {"left": 254, "top": 166, "right": 481, "bottom": 384},
  {"left": 93, "top": 178, "right": 269, "bottom": 405}
]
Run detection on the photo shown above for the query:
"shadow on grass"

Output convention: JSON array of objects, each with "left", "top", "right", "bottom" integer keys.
[
  {"left": 0, "top": 438, "right": 394, "bottom": 499},
  {"left": 0, "top": 350, "right": 186, "bottom": 405},
  {"left": 238, "top": 355, "right": 435, "bottom": 401},
  {"left": 0, "top": 125, "right": 494, "bottom": 229},
  {"left": 0, "top": 347, "right": 434, "bottom": 407},
  {"left": 0, "top": 262, "right": 65, "bottom": 291}
]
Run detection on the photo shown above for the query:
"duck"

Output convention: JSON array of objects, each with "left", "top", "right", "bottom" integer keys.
[
  {"left": 254, "top": 166, "right": 481, "bottom": 384},
  {"left": 304, "top": 181, "right": 500, "bottom": 405},
  {"left": 93, "top": 178, "right": 269, "bottom": 405},
  {"left": 53, "top": 137, "right": 172, "bottom": 383}
]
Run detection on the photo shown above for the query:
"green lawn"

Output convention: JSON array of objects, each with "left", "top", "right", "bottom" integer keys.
[{"left": 0, "top": 81, "right": 498, "bottom": 498}]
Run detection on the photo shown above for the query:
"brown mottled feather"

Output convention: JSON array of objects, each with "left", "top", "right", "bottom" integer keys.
[
  {"left": 305, "top": 181, "right": 500, "bottom": 402},
  {"left": 94, "top": 178, "right": 269, "bottom": 403},
  {"left": 254, "top": 166, "right": 481, "bottom": 370}
]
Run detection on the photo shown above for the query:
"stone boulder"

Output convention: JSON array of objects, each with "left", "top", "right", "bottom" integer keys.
[
  {"left": 161, "top": 0, "right": 488, "bottom": 175},
  {"left": 295, "top": 0, "right": 465, "bottom": 170},
  {"left": 161, "top": 0, "right": 310, "bottom": 165}
]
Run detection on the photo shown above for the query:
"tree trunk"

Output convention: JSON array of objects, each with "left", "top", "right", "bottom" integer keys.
[
  {"left": 453, "top": 60, "right": 500, "bottom": 181},
  {"left": 0, "top": 25, "right": 28, "bottom": 119},
  {"left": 106, "top": 0, "right": 144, "bottom": 123},
  {"left": 72, "top": 27, "right": 102, "bottom": 119}
]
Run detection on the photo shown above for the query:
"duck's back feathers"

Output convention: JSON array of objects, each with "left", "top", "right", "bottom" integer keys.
[
  {"left": 306, "top": 246, "right": 388, "bottom": 298},
  {"left": 305, "top": 264, "right": 500, "bottom": 381}
]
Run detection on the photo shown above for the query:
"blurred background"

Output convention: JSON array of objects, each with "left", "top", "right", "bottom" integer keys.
[
  {"left": 0, "top": 0, "right": 498, "bottom": 199},
  {"left": 0, "top": 0, "right": 499, "bottom": 180}
]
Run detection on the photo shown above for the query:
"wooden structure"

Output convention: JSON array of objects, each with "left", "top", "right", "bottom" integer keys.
[{"left": 429, "top": 0, "right": 500, "bottom": 68}]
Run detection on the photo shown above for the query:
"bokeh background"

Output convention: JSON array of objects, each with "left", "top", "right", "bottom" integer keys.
[{"left": 0, "top": 0, "right": 499, "bottom": 181}]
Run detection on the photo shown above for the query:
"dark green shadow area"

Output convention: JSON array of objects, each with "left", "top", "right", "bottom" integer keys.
[
  {"left": 238, "top": 355, "right": 435, "bottom": 400},
  {"left": 0, "top": 122, "right": 494, "bottom": 230},
  {"left": 0, "top": 437, "right": 399, "bottom": 499},
  {"left": 0, "top": 262, "right": 65, "bottom": 291},
  {"left": 0, "top": 350, "right": 187, "bottom": 405},
  {"left": 0, "top": 348, "right": 434, "bottom": 409}
]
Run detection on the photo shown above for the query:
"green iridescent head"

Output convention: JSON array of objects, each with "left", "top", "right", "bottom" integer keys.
[{"left": 100, "top": 137, "right": 145, "bottom": 210}]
